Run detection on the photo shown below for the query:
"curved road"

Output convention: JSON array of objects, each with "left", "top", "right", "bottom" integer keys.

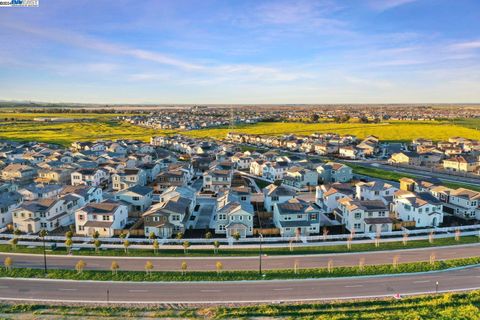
[
  {"left": 1, "top": 243, "right": 480, "bottom": 271},
  {"left": 1, "top": 266, "right": 480, "bottom": 304}
]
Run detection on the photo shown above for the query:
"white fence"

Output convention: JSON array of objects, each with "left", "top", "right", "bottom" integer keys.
[{"left": 1, "top": 224, "right": 480, "bottom": 249}]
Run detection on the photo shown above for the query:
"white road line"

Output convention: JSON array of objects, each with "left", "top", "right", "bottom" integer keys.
[
  {"left": 413, "top": 280, "right": 430, "bottom": 284},
  {"left": 273, "top": 288, "right": 292, "bottom": 291},
  {"left": 344, "top": 285, "right": 363, "bottom": 288},
  {"left": 0, "top": 286, "right": 8, "bottom": 289},
  {"left": 200, "top": 290, "right": 221, "bottom": 293},
  {"left": 58, "top": 288, "right": 77, "bottom": 291},
  {"left": 128, "top": 289, "right": 148, "bottom": 293}
]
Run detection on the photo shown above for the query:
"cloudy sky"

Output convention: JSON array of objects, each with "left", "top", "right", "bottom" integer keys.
[{"left": 0, "top": 0, "right": 479, "bottom": 104}]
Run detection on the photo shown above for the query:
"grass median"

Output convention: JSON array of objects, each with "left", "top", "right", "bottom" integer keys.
[
  {"left": 1, "top": 256, "right": 479, "bottom": 282},
  {"left": 1, "top": 290, "right": 479, "bottom": 319},
  {"left": 2, "top": 235, "right": 479, "bottom": 257}
]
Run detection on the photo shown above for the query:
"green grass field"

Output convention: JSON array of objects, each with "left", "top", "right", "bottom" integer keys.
[
  {"left": 2, "top": 291, "right": 479, "bottom": 319},
  {"left": 184, "top": 120, "right": 480, "bottom": 141},
  {"left": 0, "top": 119, "right": 174, "bottom": 146}
]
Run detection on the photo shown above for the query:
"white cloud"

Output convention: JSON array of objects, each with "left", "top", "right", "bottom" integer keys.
[{"left": 368, "top": 0, "right": 418, "bottom": 11}]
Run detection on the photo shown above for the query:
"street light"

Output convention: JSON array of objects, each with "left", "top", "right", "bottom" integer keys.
[
  {"left": 39, "top": 229, "right": 48, "bottom": 275},
  {"left": 259, "top": 233, "right": 263, "bottom": 276},
  {"left": 436, "top": 281, "right": 439, "bottom": 294}
]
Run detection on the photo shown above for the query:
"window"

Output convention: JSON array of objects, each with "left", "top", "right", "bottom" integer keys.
[
  {"left": 132, "top": 196, "right": 140, "bottom": 201},
  {"left": 103, "top": 215, "right": 109, "bottom": 221},
  {"left": 354, "top": 223, "right": 361, "bottom": 229},
  {"left": 272, "top": 196, "right": 279, "bottom": 201},
  {"left": 354, "top": 212, "right": 362, "bottom": 219}
]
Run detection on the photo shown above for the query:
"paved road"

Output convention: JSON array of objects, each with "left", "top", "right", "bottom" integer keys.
[
  {"left": 1, "top": 265, "right": 479, "bottom": 304},
  {"left": 2, "top": 243, "right": 479, "bottom": 272}
]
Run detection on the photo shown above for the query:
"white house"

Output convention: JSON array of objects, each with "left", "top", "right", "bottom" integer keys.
[
  {"left": 282, "top": 166, "right": 318, "bottom": 190},
  {"left": 392, "top": 190, "right": 443, "bottom": 227},
  {"left": 71, "top": 168, "right": 108, "bottom": 187},
  {"left": 315, "top": 183, "right": 354, "bottom": 213},
  {"left": 114, "top": 185, "right": 154, "bottom": 217},
  {"left": 355, "top": 181, "right": 397, "bottom": 202},
  {"left": 336, "top": 198, "right": 392, "bottom": 234},
  {"left": 112, "top": 168, "right": 147, "bottom": 191},
  {"left": 214, "top": 189, "right": 254, "bottom": 238},
  {"left": 75, "top": 200, "right": 128, "bottom": 237},
  {"left": 263, "top": 184, "right": 296, "bottom": 212}
]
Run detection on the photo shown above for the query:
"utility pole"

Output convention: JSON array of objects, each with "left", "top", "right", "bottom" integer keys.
[
  {"left": 259, "top": 233, "right": 263, "bottom": 276},
  {"left": 39, "top": 229, "right": 48, "bottom": 275}
]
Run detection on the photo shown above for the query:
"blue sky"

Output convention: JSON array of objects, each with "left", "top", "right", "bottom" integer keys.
[{"left": 0, "top": 0, "right": 479, "bottom": 104}]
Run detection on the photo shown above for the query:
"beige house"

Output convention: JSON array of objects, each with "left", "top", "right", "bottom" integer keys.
[{"left": 443, "top": 156, "right": 479, "bottom": 173}]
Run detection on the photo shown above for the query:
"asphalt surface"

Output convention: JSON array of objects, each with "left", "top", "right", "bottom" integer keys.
[
  {"left": 1, "top": 265, "right": 479, "bottom": 304},
  {"left": 1, "top": 243, "right": 479, "bottom": 271}
]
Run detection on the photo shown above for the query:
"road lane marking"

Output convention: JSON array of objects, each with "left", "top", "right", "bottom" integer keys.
[
  {"left": 413, "top": 280, "right": 430, "bottom": 284},
  {"left": 0, "top": 286, "right": 8, "bottom": 289},
  {"left": 58, "top": 288, "right": 77, "bottom": 291},
  {"left": 128, "top": 289, "right": 148, "bottom": 293},
  {"left": 344, "top": 285, "right": 363, "bottom": 288},
  {"left": 273, "top": 288, "right": 292, "bottom": 291},
  {"left": 200, "top": 290, "right": 221, "bottom": 292}
]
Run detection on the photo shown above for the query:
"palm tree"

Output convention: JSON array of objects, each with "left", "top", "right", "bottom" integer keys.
[
  {"left": 205, "top": 231, "right": 212, "bottom": 240},
  {"left": 75, "top": 260, "right": 86, "bottom": 274},
  {"left": 111, "top": 261, "right": 119, "bottom": 275},
  {"left": 215, "top": 261, "right": 223, "bottom": 275},
  {"left": 213, "top": 240, "right": 220, "bottom": 254},
  {"left": 123, "top": 240, "right": 130, "bottom": 254},
  {"left": 181, "top": 261, "right": 187, "bottom": 275},
  {"left": 94, "top": 239, "right": 101, "bottom": 253},
  {"left": 152, "top": 239, "right": 159, "bottom": 255},
  {"left": 65, "top": 238, "right": 73, "bottom": 254},
  {"left": 4, "top": 257, "right": 12, "bottom": 271},
  {"left": 182, "top": 241, "right": 191, "bottom": 254},
  {"left": 9, "top": 238, "right": 18, "bottom": 251},
  {"left": 145, "top": 261, "right": 154, "bottom": 275}
]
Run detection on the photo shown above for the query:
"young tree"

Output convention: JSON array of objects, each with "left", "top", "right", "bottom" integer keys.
[
  {"left": 182, "top": 241, "right": 191, "bottom": 254},
  {"left": 402, "top": 233, "right": 409, "bottom": 246},
  {"left": 429, "top": 231, "right": 435, "bottom": 244},
  {"left": 75, "top": 260, "right": 86, "bottom": 274},
  {"left": 430, "top": 252, "right": 436, "bottom": 266},
  {"left": 358, "top": 257, "right": 365, "bottom": 272},
  {"left": 92, "top": 230, "right": 100, "bottom": 240},
  {"left": 294, "top": 259, "right": 299, "bottom": 274},
  {"left": 213, "top": 240, "right": 220, "bottom": 254},
  {"left": 94, "top": 239, "right": 101, "bottom": 253},
  {"left": 153, "top": 239, "right": 159, "bottom": 255},
  {"left": 181, "top": 261, "right": 187, "bottom": 275},
  {"left": 111, "top": 261, "right": 119, "bottom": 275},
  {"left": 4, "top": 257, "right": 12, "bottom": 271},
  {"left": 205, "top": 231, "right": 213, "bottom": 240},
  {"left": 145, "top": 261, "right": 154, "bottom": 275},
  {"left": 148, "top": 232, "right": 156, "bottom": 241},
  {"left": 176, "top": 232, "right": 184, "bottom": 240},
  {"left": 215, "top": 261, "right": 223, "bottom": 275},
  {"left": 123, "top": 240, "right": 130, "bottom": 254},
  {"left": 119, "top": 232, "right": 127, "bottom": 240},
  {"left": 9, "top": 238, "right": 18, "bottom": 251},
  {"left": 327, "top": 259, "right": 334, "bottom": 273},
  {"left": 392, "top": 255, "right": 399, "bottom": 269},
  {"left": 232, "top": 232, "right": 241, "bottom": 241},
  {"left": 322, "top": 227, "right": 329, "bottom": 241},
  {"left": 455, "top": 229, "right": 461, "bottom": 241},
  {"left": 65, "top": 238, "right": 73, "bottom": 254},
  {"left": 65, "top": 230, "right": 73, "bottom": 239}
]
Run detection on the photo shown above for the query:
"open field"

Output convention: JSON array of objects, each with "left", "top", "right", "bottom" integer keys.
[
  {"left": 0, "top": 112, "right": 127, "bottom": 120},
  {"left": 0, "top": 290, "right": 479, "bottom": 319},
  {"left": 0, "top": 121, "right": 174, "bottom": 146},
  {"left": 184, "top": 120, "right": 480, "bottom": 141}
]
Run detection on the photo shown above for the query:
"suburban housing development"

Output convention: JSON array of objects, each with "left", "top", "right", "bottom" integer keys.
[{"left": 1, "top": 131, "right": 479, "bottom": 241}]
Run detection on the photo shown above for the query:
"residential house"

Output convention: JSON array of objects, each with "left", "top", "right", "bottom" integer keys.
[
  {"left": 112, "top": 168, "right": 147, "bottom": 191},
  {"left": 336, "top": 198, "right": 392, "bottom": 233},
  {"left": 214, "top": 189, "right": 254, "bottom": 238},
  {"left": 392, "top": 190, "right": 443, "bottom": 227},
  {"left": 282, "top": 166, "right": 318, "bottom": 190},
  {"left": 273, "top": 198, "right": 321, "bottom": 237},
  {"left": 316, "top": 162, "right": 353, "bottom": 183},
  {"left": 263, "top": 183, "right": 296, "bottom": 212},
  {"left": 75, "top": 200, "right": 128, "bottom": 237},
  {"left": 114, "top": 185, "right": 154, "bottom": 217}
]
